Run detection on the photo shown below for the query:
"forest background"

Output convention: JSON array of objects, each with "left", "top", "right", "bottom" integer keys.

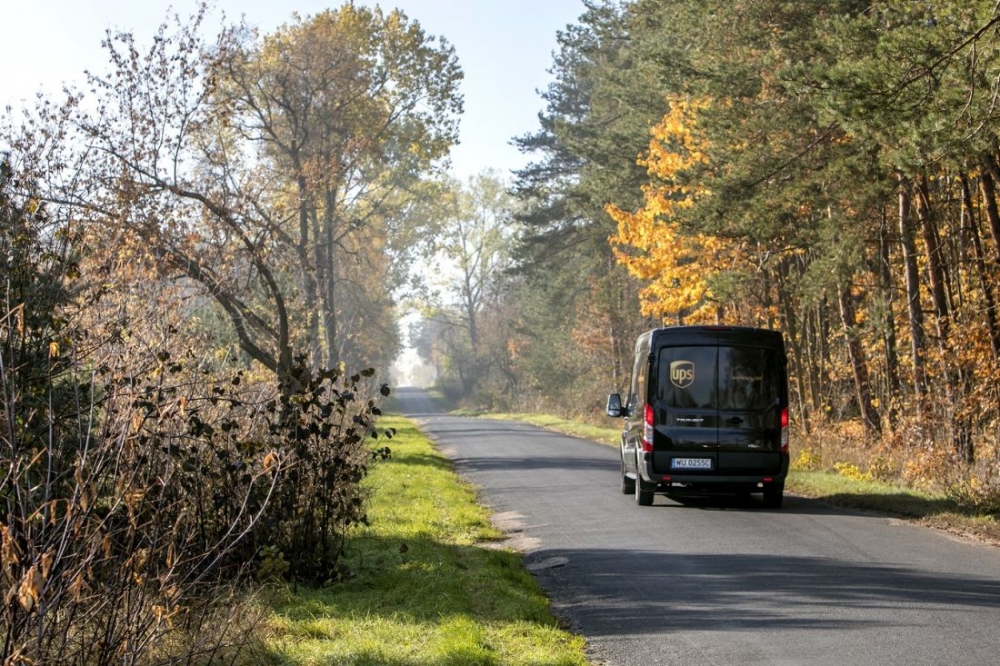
[
  {"left": 4, "top": 0, "right": 1000, "bottom": 662},
  {"left": 420, "top": 0, "right": 1000, "bottom": 501}
]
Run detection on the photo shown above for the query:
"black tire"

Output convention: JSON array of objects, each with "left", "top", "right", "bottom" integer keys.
[
  {"left": 621, "top": 456, "right": 636, "bottom": 495},
  {"left": 762, "top": 487, "right": 784, "bottom": 509},
  {"left": 634, "top": 462, "right": 655, "bottom": 506}
]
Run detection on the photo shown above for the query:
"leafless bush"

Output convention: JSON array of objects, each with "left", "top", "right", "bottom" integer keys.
[
  {"left": 0, "top": 322, "right": 278, "bottom": 664},
  {"left": 1, "top": 319, "right": 391, "bottom": 664},
  {"left": 2, "top": 160, "right": 391, "bottom": 663}
]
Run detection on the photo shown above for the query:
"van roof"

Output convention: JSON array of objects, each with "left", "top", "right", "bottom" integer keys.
[{"left": 648, "top": 325, "right": 784, "bottom": 349}]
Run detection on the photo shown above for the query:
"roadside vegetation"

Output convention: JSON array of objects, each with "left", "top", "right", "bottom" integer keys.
[
  {"left": 1, "top": 5, "right": 460, "bottom": 663},
  {"left": 265, "top": 416, "right": 589, "bottom": 666}
]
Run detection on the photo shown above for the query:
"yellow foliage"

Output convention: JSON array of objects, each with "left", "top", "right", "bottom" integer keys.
[
  {"left": 834, "top": 457, "right": 892, "bottom": 483},
  {"left": 608, "top": 96, "right": 738, "bottom": 323},
  {"left": 833, "top": 461, "right": 872, "bottom": 482},
  {"left": 792, "top": 448, "right": 821, "bottom": 471}
]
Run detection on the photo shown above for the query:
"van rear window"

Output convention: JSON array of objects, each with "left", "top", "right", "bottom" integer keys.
[
  {"left": 656, "top": 346, "right": 780, "bottom": 410},
  {"left": 656, "top": 346, "right": 715, "bottom": 408},
  {"left": 718, "top": 346, "right": 780, "bottom": 410}
]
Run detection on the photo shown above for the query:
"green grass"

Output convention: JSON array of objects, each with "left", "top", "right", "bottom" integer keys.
[
  {"left": 264, "top": 416, "right": 589, "bottom": 666},
  {"left": 786, "top": 470, "right": 1000, "bottom": 543},
  {"left": 482, "top": 413, "right": 620, "bottom": 446},
  {"left": 786, "top": 470, "right": 956, "bottom": 516}
]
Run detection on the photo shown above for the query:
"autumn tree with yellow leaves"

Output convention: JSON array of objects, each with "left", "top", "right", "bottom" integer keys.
[
  {"left": 608, "top": 96, "right": 740, "bottom": 325},
  {"left": 216, "top": 6, "right": 461, "bottom": 372}
]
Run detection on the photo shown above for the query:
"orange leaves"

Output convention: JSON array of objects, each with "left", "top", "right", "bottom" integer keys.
[
  {"left": 642, "top": 96, "right": 711, "bottom": 180},
  {"left": 608, "top": 95, "right": 731, "bottom": 323},
  {"left": 261, "top": 450, "right": 278, "bottom": 473},
  {"left": 15, "top": 552, "right": 52, "bottom": 613},
  {"left": 17, "top": 565, "right": 43, "bottom": 612},
  {"left": 0, "top": 523, "right": 20, "bottom": 567}
]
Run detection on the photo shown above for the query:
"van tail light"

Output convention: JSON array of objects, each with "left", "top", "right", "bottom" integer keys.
[
  {"left": 642, "top": 403, "right": 655, "bottom": 452},
  {"left": 780, "top": 407, "right": 789, "bottom": 453}
]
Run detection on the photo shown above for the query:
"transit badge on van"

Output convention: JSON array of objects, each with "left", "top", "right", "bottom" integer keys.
[{"left": 670, "top": 360, "right": 695, "bottom": 389}]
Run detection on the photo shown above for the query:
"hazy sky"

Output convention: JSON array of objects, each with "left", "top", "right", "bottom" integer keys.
[{"left": 0, "top": 0, "right": 585, "bottom": 180}]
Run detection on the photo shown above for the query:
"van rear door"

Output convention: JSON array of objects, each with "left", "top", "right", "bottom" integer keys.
[
  {"left": 716, "top": 345, "right": 785, "bottom": 475},
  {"left": 650, "top": 335, "right": 785, "bottom": 477},
  {"left": 652, "top": 344, "right": 719, "bottom": 474}
]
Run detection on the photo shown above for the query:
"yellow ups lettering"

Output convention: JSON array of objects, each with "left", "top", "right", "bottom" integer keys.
[{"left": 670, "top": 361, "right": 695, "bottom": 389}]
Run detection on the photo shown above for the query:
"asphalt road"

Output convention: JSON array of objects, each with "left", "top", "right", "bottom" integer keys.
[{"left": 392, "top": 387, "right": 1000, "bottom": 666}]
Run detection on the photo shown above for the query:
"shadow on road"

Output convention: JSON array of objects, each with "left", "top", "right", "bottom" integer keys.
[{"left": 525, "top": 546, "right": 1000, "bottom": 637}]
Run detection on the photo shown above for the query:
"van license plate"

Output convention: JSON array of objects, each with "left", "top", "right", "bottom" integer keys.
[{"left": 671, "top": 458, "right": 713, "bottom": 470}]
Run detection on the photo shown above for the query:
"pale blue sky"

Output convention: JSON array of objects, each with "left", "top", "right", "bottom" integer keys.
[{"left": 0, "top": 0, "right": 585, "bottom": 179}]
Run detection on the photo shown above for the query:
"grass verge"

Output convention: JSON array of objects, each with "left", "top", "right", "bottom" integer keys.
[
  {"left": 264, "top": 415, "right": 589, "bottom": 666},
  {"left": 477, "top": 412, "right": 619, "bottom": 446},
  {"left": 785, "top": 471, "right": 1000, "bottom": 546}
]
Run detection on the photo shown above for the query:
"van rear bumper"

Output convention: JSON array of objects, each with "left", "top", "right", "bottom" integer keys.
[{"left": 639, "top": 454, "right": 789, "bottom": 491}]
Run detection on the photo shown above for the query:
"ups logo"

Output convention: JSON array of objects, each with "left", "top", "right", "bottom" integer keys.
[{"left": 670, "top": 360, "right": 695, "bottom": 389}]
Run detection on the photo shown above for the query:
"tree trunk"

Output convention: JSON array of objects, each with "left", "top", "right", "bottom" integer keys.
[
  {"left": 320, "top": 192, "right": 340, "bottom": 370},
  {"left": 978, "top": 155, "right": 1000, "bottom": 266},
  {"left": 964, "top": 175, "right": 1000, "bottom": 359},
  {"left": 897, "top": 173, "right": 928, "bottom": 418},
  {"left": 838, "top": 283, "right": 881, "bottom": 436},
  {"left": 915, "top": 174, "right": 952, "bottom": 345},
  {"left": 777, "top": 256, "right": 810, "bottom": 434},
  {"left": 298, "top": 174, "right": 322, "bottom": 364},
  {"left": 916, "top": 173, "right": 969, "bottom": 459},
  {"left": 804, "top": 300, "right": 826, "bottom": 416},
  {"left": 877, "top": 208, "right": 901, "bottom": 430}
]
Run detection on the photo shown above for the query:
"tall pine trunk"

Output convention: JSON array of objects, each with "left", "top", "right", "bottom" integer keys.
[
  {"left": 777, "top": 256, "right": 810, "bottom": 434},
  {"left": 916, "top": 174, "right": 968, "bottom": 460},
  {"left": 838, "top": 283, "right": 881, "bottom": 436},
  {"left": 963, "top": 175, "right": 1000, "bottom": 359},
  {"left": 897, "top": 174, "right": 928, "bottom": 421},
  {"left": 978, "top": 156, "right": 1000, "bottom": 266},
  {"left": 915, "top": 175, "right": 952, "bottom": 345},
  {"left": 877, "top": 209, "right": 901, "bottom": 430}
]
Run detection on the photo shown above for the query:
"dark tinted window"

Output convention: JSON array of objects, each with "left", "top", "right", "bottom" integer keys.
[
  {"left": 719, "top": 347, "right": 780, "bottom": 410},
  {"left": 656, "top": 346, "right": 716, "bottom": 409},
  {"left": 656, "top": 345, "right": 780, "bottom": 410},
  {"left": 628, "top": 340, "right": 648, "bottom": 412}
]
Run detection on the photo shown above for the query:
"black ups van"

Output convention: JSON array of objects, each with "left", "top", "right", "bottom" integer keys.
[{"left": 607, "top": 326, "right": 789, "bottom": 507}]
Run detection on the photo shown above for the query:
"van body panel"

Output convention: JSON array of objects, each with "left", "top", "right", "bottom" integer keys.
[{"left": 612, "top": 325, "right": 789, "bottom": 505}]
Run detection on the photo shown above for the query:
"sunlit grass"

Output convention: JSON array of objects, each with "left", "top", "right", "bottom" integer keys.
[
  {"left": 786, "top": 469, "right": 1000, "bottom": 543},
  {"left": 786, "top": 469, "right": 950, "bottom": 515},
  {"left": 264, "top": 416, "right": 589, "bottom": 666},
  {"left": 478, "top": 412, "right": 620, "bottom": 446}
]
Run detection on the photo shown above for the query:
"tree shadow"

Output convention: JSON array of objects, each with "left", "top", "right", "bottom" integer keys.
[{"left": 523, "top": 546, "right": 1000, "bottom": 638}]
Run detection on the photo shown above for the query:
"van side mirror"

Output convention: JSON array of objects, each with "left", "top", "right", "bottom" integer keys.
[{"left": 606, "top": 393, "right": 625, "bottom": 418}]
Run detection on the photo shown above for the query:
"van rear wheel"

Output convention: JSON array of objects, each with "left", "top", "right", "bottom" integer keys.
[
  {"left": 762, "top": 486, "right": 784, "bottom": 509},
  {"left": 621, "top": 457, "right": 636, "bottom": 495},
  {"left": 635, "top": 468, "right": 655, "bottom": 506}
]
